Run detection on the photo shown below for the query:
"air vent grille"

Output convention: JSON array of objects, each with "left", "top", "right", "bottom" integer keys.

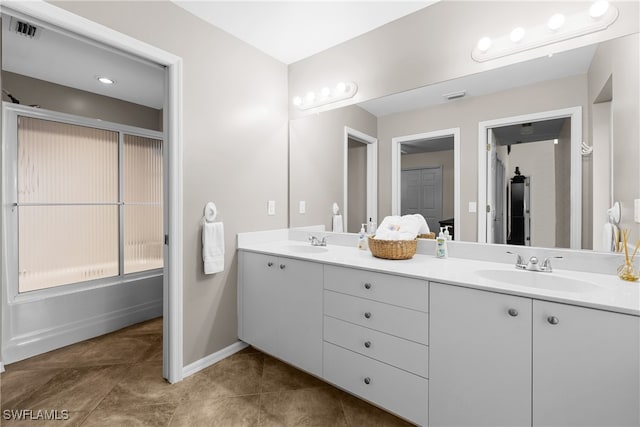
[{"left": 15, "top": 20, "right": 38, "bottom": 38}]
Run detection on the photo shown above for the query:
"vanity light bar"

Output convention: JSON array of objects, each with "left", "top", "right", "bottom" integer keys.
[
  {"left": 293, "top": 82, "right": 358, "bottom": 110},
  {"left": 471, "top": 2, "right": 618, "bottom": 62}
]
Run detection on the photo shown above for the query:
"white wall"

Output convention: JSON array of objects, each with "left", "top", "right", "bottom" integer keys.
[{"left": 53, "top": 1, "right": 289, "bottom": 366}]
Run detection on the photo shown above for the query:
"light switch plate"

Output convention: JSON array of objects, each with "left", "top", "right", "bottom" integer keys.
[
  {"left": 468, "top": 202, "right": 477, "bottom": 213},
  {"left": 299, "top": 200, "right": 306, "bottom": 214},
  {"left": 267, "top": 200, "right": 276, "bottom": 216},
  {"left": 635, "top": 199, "right": 640, "bottom": 223}
]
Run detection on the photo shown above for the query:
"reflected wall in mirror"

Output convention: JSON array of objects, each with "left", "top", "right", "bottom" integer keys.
[{"left": 289, "top": 33, "right": 639, "bottom": 252}]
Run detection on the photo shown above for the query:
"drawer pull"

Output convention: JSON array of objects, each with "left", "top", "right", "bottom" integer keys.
[
  {"left": 547, "top": 316, "right": 559, "bottom": 325},
  {"left": 364, "top": 377, "right": 371, "bottom": 385},
  {"left": 364, "top": 312, "right": 372, "bottom": 319},
  {"left": 364, "top": 341, "right": 371, "bottom": 348},
  {"left": 267, "top": 262, "right": 274, "bottom": 267},
  {"left": 280, "top": 264, "right": 286, "bottom": 270},
  {"left": 364, "top": 282, "right": 372, "bottom": 290},
  {"left": 508, "top": 308, "right": 519, "bottom": 317}
]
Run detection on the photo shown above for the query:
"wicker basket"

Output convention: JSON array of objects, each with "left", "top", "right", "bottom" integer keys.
[
  {"left": 368, "top": 236, "right": 417, "bottom": 260},
  {"left": 418, "top": 232, "right": 436, "bottom": 239}
]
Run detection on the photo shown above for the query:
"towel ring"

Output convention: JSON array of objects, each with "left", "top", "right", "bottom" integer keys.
[{"left": 204, "top": 202, "right": 218, "bottom": 222}]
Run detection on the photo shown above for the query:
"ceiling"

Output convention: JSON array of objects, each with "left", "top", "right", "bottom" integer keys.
[
  {"left": 172, "top": 1, "right": 437, "bottom": 65},
  {"left": 492, "top": 118, "right": 568, "bottom": 145}
]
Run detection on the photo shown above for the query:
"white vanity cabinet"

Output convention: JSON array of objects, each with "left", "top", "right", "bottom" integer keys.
[
  {"left": 429, "top": 282, "right": 532, "bottom": 427},
  {"left": 430, "top": 282, "right": 640, "bottom": 427},
  {"left": 238, "top": 251, "right": 323, "bottom": 377},
  {"left": 322, "top": 265, "right": 429, "bottom": 426}
]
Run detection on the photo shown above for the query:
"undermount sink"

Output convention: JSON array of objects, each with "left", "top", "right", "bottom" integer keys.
[
  {"left": 284, "top": 245, "right": 329, "bottom": 254},
  {"left": 476, "top": 269, "right": 603, "bottom": 293}
]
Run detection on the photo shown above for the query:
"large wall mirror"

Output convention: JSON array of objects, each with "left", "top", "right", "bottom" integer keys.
[{"left": 289, "top": 31, "right": 639, "bottom": 253}]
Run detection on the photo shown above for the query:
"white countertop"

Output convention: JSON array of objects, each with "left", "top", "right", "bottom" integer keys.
[{"left": 239, "top": 238, "right": 640, "bottom": 316}]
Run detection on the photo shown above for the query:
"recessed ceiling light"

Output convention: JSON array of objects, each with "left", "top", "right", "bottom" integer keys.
[
  {"left": 589, "top": 0, "right": 609, "bottom": 18},
  {"left": 97, "top": 76, "right": 114, "bottom": 85},
  {"left": 547, "top": 14, "right": 565, "bottom": 31}
]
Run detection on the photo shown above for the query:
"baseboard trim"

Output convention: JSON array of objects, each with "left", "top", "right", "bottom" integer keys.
[
  {"left": 3, "top": 299, "right": 162, "bottom": 364},
  {"left": 182, "top": 340, "right": 249, "bottom": 378}
]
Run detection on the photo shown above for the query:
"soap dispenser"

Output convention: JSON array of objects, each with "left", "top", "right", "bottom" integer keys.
[
  {"left": 357, "top": 223, "right": 368, "bottom": 250},
  {"left": 444, "top": 225, "right": 452, "bottom": 240},
  {"left": 436, "top": 227, "right": 448, "bottom": 258}
]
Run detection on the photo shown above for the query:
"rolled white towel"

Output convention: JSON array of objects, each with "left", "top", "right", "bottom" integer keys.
[
  {"left": 411, "top": 214, "right": 430, "bottom": 234},
  {"left": 374, "top": 215, "right": 422, "bottom": 240}
]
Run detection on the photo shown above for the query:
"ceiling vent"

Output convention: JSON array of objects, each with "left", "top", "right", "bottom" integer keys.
[{"left": 10, "top": 17, "right": 40, "bottom": 39}]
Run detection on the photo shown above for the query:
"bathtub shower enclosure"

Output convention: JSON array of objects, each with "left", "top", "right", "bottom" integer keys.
[{"left": 1, "top": 103, "right": 164, "bottom": 363}]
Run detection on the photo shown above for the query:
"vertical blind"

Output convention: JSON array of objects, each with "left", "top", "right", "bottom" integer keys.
[{"left": 17, "top": 116, "right": 163, "bottom": 293}]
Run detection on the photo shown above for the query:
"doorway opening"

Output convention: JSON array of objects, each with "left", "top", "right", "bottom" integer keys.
[
  {"left": 343, "top": 127, "right": 377, "bottom": 233},
  {"left": 392, "top": 128, "right": 460, "bottom": 238}
]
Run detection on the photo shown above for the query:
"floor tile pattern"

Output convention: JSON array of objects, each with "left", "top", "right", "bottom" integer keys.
[{"left": 1, "top": 318, "right": 413, "bottom": 426}]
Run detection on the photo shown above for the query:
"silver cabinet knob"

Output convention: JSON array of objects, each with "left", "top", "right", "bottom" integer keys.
[
  {"left": 508, "top": 308, "right": 519, "bottom": 317},
  {"left": 364, "top": 312, "right": 372, "bottom": 319},
  {"left": 364, "top": 377, "right": 371, "bottom": 385},
  {"left": 279, "top": 264, "right": 286, "bottom": 270},
  {"left": 364, "top": 341, "right": 371, "bottom": 348},
  {"left": 547, "top": 316, "right": 559, "bottom": 325},
  {"left": 364, "top": 282, "right": 372, "bottom": 290},
  {"left": 267, "top": 262, "right": 274, "bottom": 267}
]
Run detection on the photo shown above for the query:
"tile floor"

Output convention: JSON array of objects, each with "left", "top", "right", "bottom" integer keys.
[{"left": 1, "top": 318, "right": 413, "bottom": 426}]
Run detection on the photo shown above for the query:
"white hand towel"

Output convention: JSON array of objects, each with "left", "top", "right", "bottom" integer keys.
[
  {"left": 203, "top": 221, "right": 224, "bottom": 274},
  {"left": 332, "top": 214, "right": 343, "bottom": 233}
]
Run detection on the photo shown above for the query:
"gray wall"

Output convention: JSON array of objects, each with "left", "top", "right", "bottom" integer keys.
[
  {"left": 1, "top": 71, "right": 162, "bottom": 131},
  {"left": 290, "top": 104, "right": 376, "bottom": 230},
  {"left": 54, "top": 0, "right": 289, "bottom": 366}
]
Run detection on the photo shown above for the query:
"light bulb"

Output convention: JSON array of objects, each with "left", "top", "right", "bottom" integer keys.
[
  {"left": 547, "top": 13, "right": 565, "bottom": 30},
  {"left": 97, "top": 76, "right": 114, "bottom": 85},
  {"left": 321, "top": 87, "right": 331, "bottom": 97},
  {"left": 306, "top": 92, "right": 316, "bottom": 103},
  {"left": 292, "top": 96, "right": 302, "bottom": 106},
  {"left": 477, "top": 37, "right": 492, "bottom": 52},
  {"left": 589, "top": 0, "right": 609, "bottom": 18},
  {"left": 336, "top": 82, "right": 347, "bottom": 94},
  {"left": 510, "top": 27, "right": 525, "bottom": 43}
]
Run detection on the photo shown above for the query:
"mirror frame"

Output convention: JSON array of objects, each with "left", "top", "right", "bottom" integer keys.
[{"left": 477, "top": 106, "right": 583, "bottom": 248}]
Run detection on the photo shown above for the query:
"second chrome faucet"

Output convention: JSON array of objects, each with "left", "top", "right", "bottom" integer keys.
[{"left": 507, "top": 251, "right": 562, "bottom": 272}]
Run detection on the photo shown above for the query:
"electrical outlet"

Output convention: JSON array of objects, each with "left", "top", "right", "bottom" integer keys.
[
  {"left": 299, "top": 200, "right": 306, "bottom": 214},
  {"left": 267, "top": 200, "right": 275, "bottom": 216}
]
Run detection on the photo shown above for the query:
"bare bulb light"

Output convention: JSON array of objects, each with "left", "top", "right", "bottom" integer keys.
[
  {"left": 306, "top": 92, "right": 316, "bottom": 103},
  {"left": 335, "top": 82, "right": 347, "bottom": 94},
  {"left": 97, "top": 76, "right": 114, "bottom": 85},
  {"left": 292, "top": 96, "right": 302, "bottom": 106},
  {"left": 477, "top": 37, "right": 492, "bottom": 52},
  {"left": 547, "top": 13, "right": 565, "bottom": 31},
  {"left": 510, "top": 27, "right": 525, "bottom": 43},
  {"left": 321, "top": 87, "right": 331, "bottom": 97},
  {"left": 589, "top": 0, "right": 609, "bottom": 18}
]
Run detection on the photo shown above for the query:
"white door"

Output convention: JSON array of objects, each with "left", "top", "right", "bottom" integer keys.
[
  {"left": 430, "top": 283, "right": 532, "bottom": 427},
  {"left": 401, "top": 166, "right": 442, "bottom": 232},
  {"left": 533, "top": 301, "right": 640, "bottom": 426}
]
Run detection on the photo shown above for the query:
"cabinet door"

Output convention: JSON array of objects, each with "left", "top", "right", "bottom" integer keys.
[
  {"left": 278, "top": 257, "right": 323, "bottom": 377},
  {"left": 533, "top": 301, "right": 640, "bottom": 427},
  {"left": 430, "top": 283, "right": 532, "bottom": 427},
  {"left": 241, "top": 252, "right": 281, "bottom": 356}
]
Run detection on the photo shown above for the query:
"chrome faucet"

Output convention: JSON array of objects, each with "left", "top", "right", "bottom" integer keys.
[
  {"left": 507, "top": 251, "right": 562, "bottom": 272},
  {"left": 309, "top": 235, "right": 328, "bottom": 247}
]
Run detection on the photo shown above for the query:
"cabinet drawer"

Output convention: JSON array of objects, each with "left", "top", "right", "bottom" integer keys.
[
  {"left": 324, "top": 342, "right": 428, "bottom": 426},
  {"left": 324, "top": 316, "right": 428, "bottom": 378},
  {"left": 324, "top": 265, "right": 428, "bottom": 312},
  {"left": 324, "top": 290, "right": 428, "bottom": 344}
]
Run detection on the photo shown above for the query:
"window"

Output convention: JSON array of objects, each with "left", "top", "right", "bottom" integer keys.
[{"left": 7, "top": 107, "right": 163, "bottom": 293}]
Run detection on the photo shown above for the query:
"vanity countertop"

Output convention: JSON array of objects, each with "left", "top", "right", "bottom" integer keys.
[{"left": 239, "top": 239, "right": 640, "bottom": 316}]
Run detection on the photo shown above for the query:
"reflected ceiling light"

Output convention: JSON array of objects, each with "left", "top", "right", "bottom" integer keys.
[
  {"left": 97, "top": 76, "right": 114, "bottom": 85},
  {"left": 547, "top": 13, "right": 566, "bottom": 31},
  {"left": 293, "top": 82, "right": 358, "bottom": 111},
  {"left": 477, "top": 37, "right": 492, "bottom": 52},
  {"left": 554, "top": 138, "right": 559, "bottom": 145},
  {"left": 472, "top": 3, "right": 618, "bottom": 62},
  {"left": 590, "top": 1, "right": 609, "bottom": 18},
  {"left": 510, "top": 27, "right": 525, "bottom": 43}
]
